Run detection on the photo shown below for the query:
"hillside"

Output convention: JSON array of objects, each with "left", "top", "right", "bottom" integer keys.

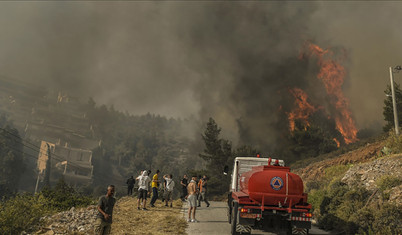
[
  {"left": 292, "top": 138, "right": 402, "bottom": 234},
  {"left": 293, "top": 140, "right": 384, "bottom": 183}
]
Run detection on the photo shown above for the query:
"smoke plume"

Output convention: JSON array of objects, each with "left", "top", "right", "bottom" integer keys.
[{"left": 1, "top": 2, "right": 402, "bottom": 150}]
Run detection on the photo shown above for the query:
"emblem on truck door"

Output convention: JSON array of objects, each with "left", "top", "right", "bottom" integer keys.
[{"left": 270, "top": 177, "right": 284, "bottom": 191}]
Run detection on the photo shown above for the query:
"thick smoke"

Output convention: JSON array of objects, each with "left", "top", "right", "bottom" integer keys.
[
  {"left": 0, "top": 2, "right": 402, "bottom": 150},
  {"left": 174, "top": 3, "right": 320, "bottom": 150}
]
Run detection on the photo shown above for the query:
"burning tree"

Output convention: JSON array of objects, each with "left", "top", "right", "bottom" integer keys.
[{"left": 273, "top": 43, "right": 359, "bottom": 161}]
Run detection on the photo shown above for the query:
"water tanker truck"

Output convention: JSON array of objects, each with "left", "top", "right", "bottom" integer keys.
[{"left": 225, "top": 157, "right": 312, "bottom": 235}]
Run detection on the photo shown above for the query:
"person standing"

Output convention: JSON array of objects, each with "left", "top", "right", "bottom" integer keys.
[
  {"left": 161, "top": 176, "right": 167, "bottom": 202},
  {"left": 147, "top": 170, "right": 152, "bottom": 199},
  {"left": 136, "top": 170, "right": 151, "bottom": 210},
  {"left": 150, "top": 169, "right": 160, "bottom": 207},
  {"left": 163, "top": 174, "right": 175, "bottom": 207},
  {"left": 197, "top": 175, "right": 210, "bottom": 207},
  {"left": 95, "top": 185, "right": 116, "bottom": 235},
  {"left": 196, "top": 175, "right": 202, "bottom": 205},
  {"left": 187, "top": 176, "right": 199, "bottom": 223},
  {"left": 180, "top": 174, "right": 188, "bottom": 201},
  {"left": 126, "top": 176, "right": 135, "bottom": 196}
]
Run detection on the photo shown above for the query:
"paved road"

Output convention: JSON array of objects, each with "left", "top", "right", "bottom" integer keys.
[{"left": 182, "top": 201, "right": 331, "bottom": 235}]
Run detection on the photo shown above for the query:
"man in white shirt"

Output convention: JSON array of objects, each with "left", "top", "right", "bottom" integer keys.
[
  {"left": 163, "top": 174, "right": 175, "bottom": 207},
  {"left": 136, "top": 170, "right": 151, "bottom": 210}
]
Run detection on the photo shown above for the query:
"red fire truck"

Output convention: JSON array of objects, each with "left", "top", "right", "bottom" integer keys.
[{"left": 226, "top": 157, "right": 312, "bottom": 235}]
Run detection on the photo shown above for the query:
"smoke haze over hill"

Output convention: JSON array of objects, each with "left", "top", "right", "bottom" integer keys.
[{"left": 1, "top": 2, "right": 402, "bottom": 148}]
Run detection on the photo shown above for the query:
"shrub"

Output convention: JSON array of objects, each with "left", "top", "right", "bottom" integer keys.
[
  {"left": 41, "top": 178, "right": 94, "bottom": 211},
  {"left": 384, "top": 130, "right": 402, "bottom": 154},
  {"left": 350, "top": 207, "right": 375, "bottom": 234},
  {"left": 376, "top": 175, "right": 401, "bottom": 191},
  {"left": 0, "top": 193, "right": 50, "bottom": 234},
  {"left": 334, "top": 187, "right": 370, "bottom": 234},
  {"left": 376, "top": 175, "right": 401, "bottom": 200},
  {"left": 305, "top": 180, "right": 321, "bottom": 191},
  {"left": 0, "top": 178, "right": 95, "bottom": 234},
  {"left": 317, "top": 213, "right": 339, "bottom": 230},
  {"left": 371, "top": 203, "right": 402, "bottom": 235},
  {"left": 315, "top": 180, "right": 370, "bottom": 233},
  {"left": 324, "top": 164, "right": 351, "bottom": 181},
  {"left": 307, "top": 188, "right": 325, "bottom": 215}
]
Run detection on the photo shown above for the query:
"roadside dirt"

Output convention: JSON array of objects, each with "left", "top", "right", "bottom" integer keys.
[
  {"left": 111, "top": 197, "right": 187, "bottom": 235},
  {"left": 32, "top": 197, "right": 187, "bottom": 235}
]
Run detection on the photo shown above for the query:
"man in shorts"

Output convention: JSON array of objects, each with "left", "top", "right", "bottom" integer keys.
[
  {"left": 163, "top": 174, "right": 175, "bottom": 207},
  {"left": 186, "top": 176, "right": 199, "bottom": 222},
  {"left": 136, "top": 170, "right": 151, "bottom": 210}
]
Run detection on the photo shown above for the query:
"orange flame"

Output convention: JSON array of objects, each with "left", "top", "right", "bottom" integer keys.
[
  {"left": 333, "top": 138, "right": 340, "bottom": 148},
  {"left": 307, "top": 43, "right": 358, "bottom": 144},
  {"left": 287, "top": 88, "right": 317, "bottom": 131}
]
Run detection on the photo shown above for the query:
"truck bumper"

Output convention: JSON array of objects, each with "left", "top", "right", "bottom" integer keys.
[
  {"left": 291, "top": 220, "right": 311, "bottom": 229},
  {"left": 239, "top": 217, "right": 255, "bottom": 226}
]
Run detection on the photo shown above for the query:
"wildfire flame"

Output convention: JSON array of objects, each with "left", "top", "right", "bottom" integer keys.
[
  {"left": 333, "top": 138, "right": 340, "bottom": 148},
  {"left": 287, "top": 88, "right": 317, "bottom": 131},
  {"left": 307, "top": 43, "right": 358, "bottom": 144}
]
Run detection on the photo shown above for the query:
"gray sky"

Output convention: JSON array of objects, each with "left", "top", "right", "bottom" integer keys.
[{"left": 0, "top": 2, "right": 401, "bottom": 146}]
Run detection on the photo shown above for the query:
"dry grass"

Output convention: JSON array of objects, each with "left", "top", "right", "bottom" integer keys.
[{"left": 111, "top": 197, "right": 187, "bottom": 235}]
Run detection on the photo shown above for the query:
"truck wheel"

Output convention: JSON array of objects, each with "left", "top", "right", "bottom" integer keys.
[
  {"left": 230, "top": 202, "right": 239, "bottom": 235},
  {"left": 228, "top": 205, "right": 232, "bottom": 224},
  {"left": 228, "top": 193, "right": 232, "bottom": 224}
]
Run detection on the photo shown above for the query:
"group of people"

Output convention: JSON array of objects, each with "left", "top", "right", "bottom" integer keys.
[
  {"left": 95, "top": 171, "right": 210, "bottom": 235},
  {"left": 130, "top": 169, "right": 176, "bottom": 210}
]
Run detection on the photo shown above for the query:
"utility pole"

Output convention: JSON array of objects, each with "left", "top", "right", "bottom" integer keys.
[
  {"left": 34, "top": 171, "right": 40, "bottom": 194},
  {"left": 389, "top": 66, "right": 402, "bottom": 136},
  {"left": 43, "top": 143, "right": 52, "bottom": 187}
]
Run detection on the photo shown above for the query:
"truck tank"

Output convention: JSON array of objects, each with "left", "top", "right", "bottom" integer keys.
[{"left": 239, "top": 164, "right": 306, "bottom": 207}]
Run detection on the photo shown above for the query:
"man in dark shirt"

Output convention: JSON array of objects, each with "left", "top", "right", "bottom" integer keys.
[
  {"left": 126, "top": 176, "right": 135, "bottom": 196},
  {"left": 95, "top": 185, "right": 116, "bottom": 235},
  {"left": 180, "top": 174, "right": 188, "bottom": 201}
]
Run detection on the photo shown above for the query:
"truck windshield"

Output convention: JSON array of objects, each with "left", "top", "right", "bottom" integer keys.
[{"left": 237, "top": 159, "right": 268, "bottom": 175}]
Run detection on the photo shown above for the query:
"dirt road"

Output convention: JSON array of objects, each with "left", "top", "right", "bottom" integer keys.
[{"left": 183, "top": 201, "right": 331, "bottom": 235}]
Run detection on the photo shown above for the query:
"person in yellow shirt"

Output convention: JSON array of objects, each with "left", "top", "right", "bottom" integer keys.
[{"left": 150, "top": 170, "right": 160, "bottom": 207}]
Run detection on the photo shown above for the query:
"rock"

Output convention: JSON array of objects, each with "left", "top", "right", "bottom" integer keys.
[
  {"left": 341, "top": 155, "right": 402, "bottom": 206},
  {"left": 389, "top": 185, "right": 402, "bottom": 205},
  {"left": 31, "top": 205, "right": 98, "bottom": 234}
]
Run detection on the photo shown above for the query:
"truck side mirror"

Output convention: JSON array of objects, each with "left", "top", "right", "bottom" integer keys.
[{"left": 223, "top": 165, "right": 229, "bottom": 175}]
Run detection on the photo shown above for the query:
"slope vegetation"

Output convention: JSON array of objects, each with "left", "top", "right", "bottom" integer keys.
[{"left": 292, "top": 137, "right": 402, "bottom": 234}]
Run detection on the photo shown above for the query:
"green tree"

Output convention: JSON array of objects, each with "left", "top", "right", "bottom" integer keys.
[
  {"left": 199, "top": 118, "right": 223, "bottom": 164},
  {"left": 233, "top": 145, "right": 259, "bottom": 158},
  {"left": 383, "top": 83, "right": 402, "bottom": 132},
  {"left": 199, "top": 118, "right": 232, "bottom": 196}
]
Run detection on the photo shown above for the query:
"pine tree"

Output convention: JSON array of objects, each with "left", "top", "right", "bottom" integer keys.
[
  {"left": 199, "top": 118, "right": 232, "bottom": 195},
  {"left": 199, "top": 117, "right": 223, "bottom": 164},
  {"left": 383, "top": 83, "right": 402, "bottom": 132}
]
